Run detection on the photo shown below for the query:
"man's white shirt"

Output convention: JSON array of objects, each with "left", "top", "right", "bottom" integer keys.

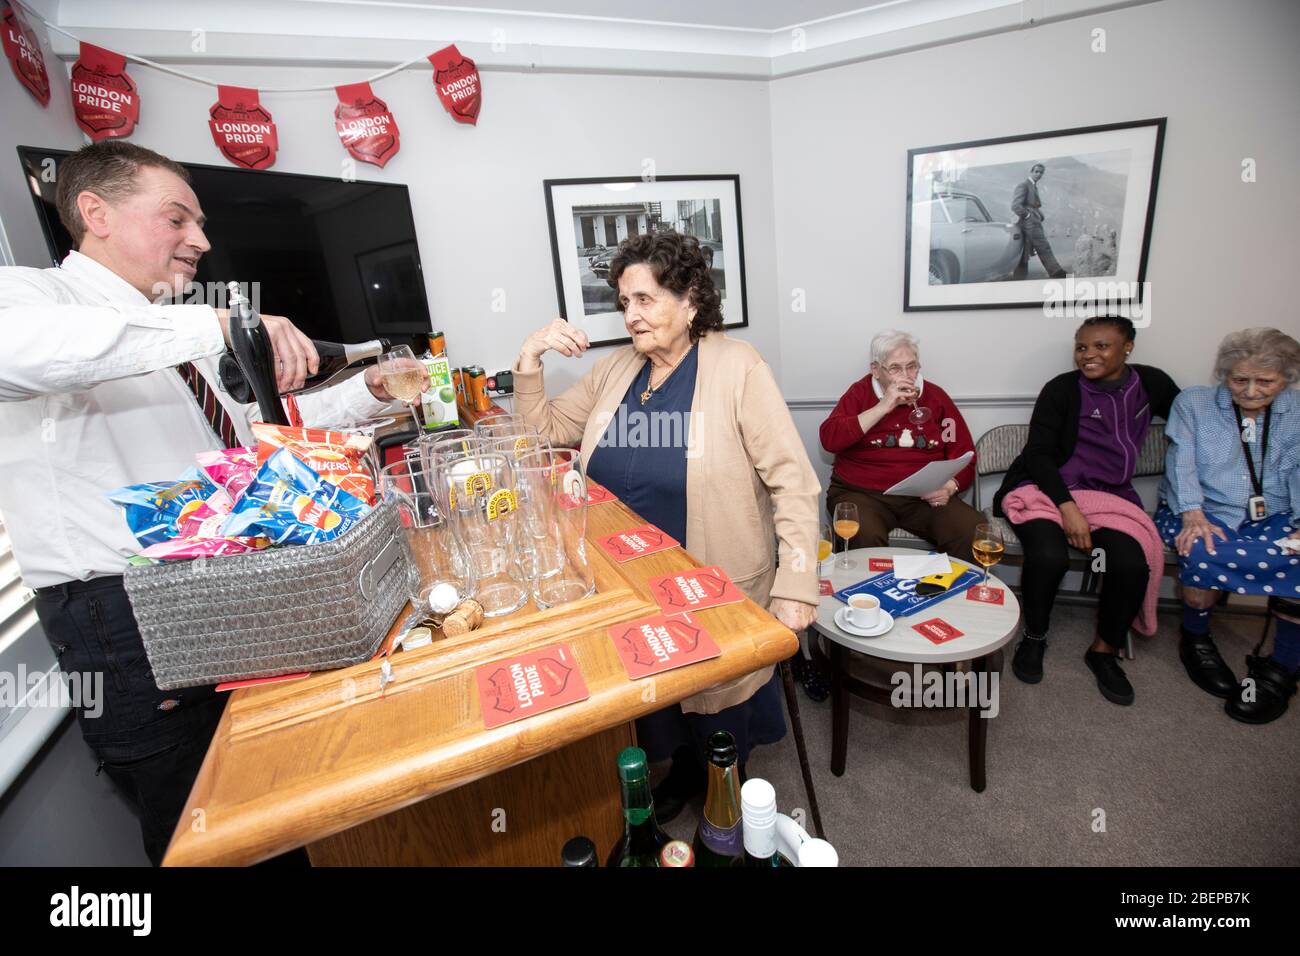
[{"left": 0, "top": 251, "right": 392, "bottom": 588}]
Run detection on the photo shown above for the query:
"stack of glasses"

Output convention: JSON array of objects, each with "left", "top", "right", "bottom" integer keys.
[{"left": 379, "top": 416, "right": 597, "bottom": 625}]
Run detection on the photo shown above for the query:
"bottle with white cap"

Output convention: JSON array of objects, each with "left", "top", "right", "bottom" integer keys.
[{"left": 741, "top": 777, "right": 792, "bottom": 867}]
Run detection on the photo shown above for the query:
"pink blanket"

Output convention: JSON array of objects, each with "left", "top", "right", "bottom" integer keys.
[{"left": 1002, "top": 485, "right": 1164, "bottom": 637}]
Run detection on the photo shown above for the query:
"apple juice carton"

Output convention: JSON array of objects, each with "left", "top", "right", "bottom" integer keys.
[{"left": 420, "top": 355, "right": 460, "bottom": 429}]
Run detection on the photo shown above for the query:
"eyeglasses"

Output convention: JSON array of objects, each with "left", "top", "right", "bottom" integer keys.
[{"left": 882, "top": 362, "right": 921, "bottom": 376}]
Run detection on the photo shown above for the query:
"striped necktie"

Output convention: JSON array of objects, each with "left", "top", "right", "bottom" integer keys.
[{"left": 178, "top": 361, "right": 240, "bottom": 449}]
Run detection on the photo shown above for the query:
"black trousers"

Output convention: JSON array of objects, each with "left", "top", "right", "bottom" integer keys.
[
  {"left": 33, "top": 576, "right": 226, "bottom": 866},
  {"left": 1010, "top": 519, "right": 1149, "bottom": 647}
]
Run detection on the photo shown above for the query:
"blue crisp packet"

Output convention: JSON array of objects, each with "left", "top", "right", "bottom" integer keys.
[
  {"left": 221, "top": 446, "right": 370, "bottom": 546},
  {"left": 106, "top": 468, "right": 218, "bottom": 547}
]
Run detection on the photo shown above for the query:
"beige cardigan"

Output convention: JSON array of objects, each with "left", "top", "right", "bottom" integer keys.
[{"left": 512, "top": 332, "right": 821, "bottom": 714}]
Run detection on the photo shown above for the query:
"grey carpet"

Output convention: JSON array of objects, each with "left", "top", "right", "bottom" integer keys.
[{"left": 653, "top": 605, "right": 1300, "bottom": 866}]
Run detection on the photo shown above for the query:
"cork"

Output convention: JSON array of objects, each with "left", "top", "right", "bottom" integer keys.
[{"left": 440, "top": 598, "right": 485, "bottom": 637}]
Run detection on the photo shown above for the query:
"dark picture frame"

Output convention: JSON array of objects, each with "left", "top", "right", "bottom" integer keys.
[
  {"left": 543, "top": 175, "right": 749, "bottom": 347},
  {"left": 904, "top": 118, "right": 1166, "bottom": 311}
]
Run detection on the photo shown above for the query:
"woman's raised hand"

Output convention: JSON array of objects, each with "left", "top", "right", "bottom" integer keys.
[{"left": 519, "top": 318, "right": 589, "bottom": 371}]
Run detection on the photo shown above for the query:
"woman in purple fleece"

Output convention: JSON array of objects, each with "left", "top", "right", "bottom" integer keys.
[{"left": 993, "top": 316, "right": 1180, "bottom": 706}]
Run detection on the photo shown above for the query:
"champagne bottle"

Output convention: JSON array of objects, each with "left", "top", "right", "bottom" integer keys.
[
  {"left": 224, "top": 282, "right": 287, "bottom": 425},
  {"left": 692, "top": 731, "right": 744, "bottom": 867},
  {"left": 561, "top": 836, "right": 598, "bottom": 868},
  {"left": 218, "top": 336, "right": 388, "bottom": 404},
  {"left": 741, "top": 778, "right": 791, "bottom": 867},
  {"left": 606, "top": 747, "right": 672, "bottom": 867}
]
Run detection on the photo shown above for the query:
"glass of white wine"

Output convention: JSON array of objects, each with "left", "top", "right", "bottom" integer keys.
[
  {"left": 378, "top": 345, "right": 427, "bottom": 430},
  {"left": 972, "top": 521, "right": 1005, "bottom": 601}
]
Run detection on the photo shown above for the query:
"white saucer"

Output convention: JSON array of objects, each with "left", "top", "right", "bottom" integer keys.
[{"left": 834, "top": 606, "right": 894, "bottom": 638}]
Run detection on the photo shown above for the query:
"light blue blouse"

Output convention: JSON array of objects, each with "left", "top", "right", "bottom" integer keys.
[{"left": 1159, "top": 384, "right": 1300, "bottom": 529}]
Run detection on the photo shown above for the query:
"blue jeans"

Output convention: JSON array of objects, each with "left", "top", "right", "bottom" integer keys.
[{"left": 33, "top": 576, "right": 226, "bottom": 865}]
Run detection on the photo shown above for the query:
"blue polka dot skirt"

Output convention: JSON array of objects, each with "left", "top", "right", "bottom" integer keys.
[{"left": 1154, "top": 504, "right": 1300, "bottom": 597}]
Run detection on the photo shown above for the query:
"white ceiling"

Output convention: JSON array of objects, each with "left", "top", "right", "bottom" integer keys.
[{"left": 40, "top": 0, "right": 1160, "bottom": 78}]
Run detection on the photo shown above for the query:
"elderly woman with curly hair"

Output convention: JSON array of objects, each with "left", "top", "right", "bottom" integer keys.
[
  {"left": 512, "top": 231, "right": 821, "bottom": 819},
  {"left": 1156, "top": 327, "right": 1300, "bottom": 724}
]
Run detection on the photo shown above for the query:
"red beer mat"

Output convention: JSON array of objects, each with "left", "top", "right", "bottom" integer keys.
[
  {"left": 586, "top": 480, "right": 617, "bottom": 504},
  {"left": 608, "top": 613, "right": 721, "bottom": 680},
  {"left": 475, "top": 643, "right": 590, "bottom": 729},
  {"left": 597, "top": 524, "right": 680, "bottom": 562},
  {"left": 647, "top": 566, "right": 746, "bottom": 614},
  {"left": 819, "top": 579, "right": 834, "bottom": 596},
  {"left": 966, "top": 586, "right": 1005, "bottom": 605},
  {"left": 869, "top": 558, "right": 894, "bottom": 571},
  {"left": 216, "top": 672, "right": 310, "bottom": 692},
  {"left": 912, "top": 618, "right": 965, "bottom": 645}
]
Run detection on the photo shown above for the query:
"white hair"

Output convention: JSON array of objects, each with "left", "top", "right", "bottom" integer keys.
[
  {"left": 870, "top": 329, "right": 920, "bottom": 367},
  {"left": 1213, "top": 327, "right": 1300, "bottom": 384}
]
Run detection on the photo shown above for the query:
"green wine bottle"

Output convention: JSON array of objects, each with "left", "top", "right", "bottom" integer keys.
[
  {"left": 692, "top": 732, "right": 744, "bottom": 867},
  {"left": 607, "top": 747, "right": 672, "bottom": 867}
]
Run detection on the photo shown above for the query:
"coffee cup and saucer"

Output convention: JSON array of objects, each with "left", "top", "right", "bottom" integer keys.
[{"left": 835, "top": 593, "right": 894, "bottom": 638}]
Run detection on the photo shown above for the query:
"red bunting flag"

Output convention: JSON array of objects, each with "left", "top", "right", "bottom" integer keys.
[
  {"left": 71, "top": 43, "right": 138, "bottom": 139},
  {"left": 208, "top": 85, "right": 278, "bottom": 170},
  {"left": 2, "top": 3, "right": 50, "bottom": 106},
  {"left": 334, "top": 81, "right": 400, "bottom": 167},
  {"left": 428, "top": 44, "right": 480, "bottom": 125}
]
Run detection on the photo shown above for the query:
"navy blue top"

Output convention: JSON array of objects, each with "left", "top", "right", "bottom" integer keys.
[{"left": 586, "top": 345, "right": 698, "bottom": 544}]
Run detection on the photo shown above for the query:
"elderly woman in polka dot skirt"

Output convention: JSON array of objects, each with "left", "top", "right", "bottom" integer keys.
[{"left": 1156, "top": 327, "right": 1300, "bottom": 724}]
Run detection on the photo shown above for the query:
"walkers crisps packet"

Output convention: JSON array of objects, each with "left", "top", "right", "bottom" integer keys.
[
  {"left": 107, "top": 468, "right": 219, "bottom": 547},
  {"left": 222, "top": 446, "right": 370, "bottom": 546},
  {"left": 251, "top": 423, "right": 375, "bottom": 504},
  {"left": 195, "top": 446, "right": 259, "bottom": 501}
]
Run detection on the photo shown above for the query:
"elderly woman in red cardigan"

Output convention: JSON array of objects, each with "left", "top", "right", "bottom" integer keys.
[{"left": 820, "top": 329, "right": 981, "bottom": 564}]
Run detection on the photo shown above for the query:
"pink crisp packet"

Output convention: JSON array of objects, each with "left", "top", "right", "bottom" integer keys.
[
  {"left": 195, "top": 447, "right": 259, "bottom": 501},
  {"left": 138, "top": 536, "right": 266, "bottom": 561},
  {"left": 176, "top": 489, "right": 235, "bottom": 538}
]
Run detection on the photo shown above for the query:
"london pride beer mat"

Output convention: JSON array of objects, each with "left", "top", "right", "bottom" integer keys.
[
  {"left": 608, "top": 612, "right": 721, "bottom": 680},
  {"left": 475, "top": 644, "right": 590, "bottom": 730},
  {"left": 596, "top": 524, "right": 680, "bottom": 563},
  {"left": 647, "top": 566, "right": 747, "bottom": 614}
]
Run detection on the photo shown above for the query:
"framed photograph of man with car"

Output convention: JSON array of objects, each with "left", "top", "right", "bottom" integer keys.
[
  {"left": 543, "top": 175, "right": 748, "bottom": 347},
  {"left": 904, "top": 118, "right": 1166, "bottom": 311}
]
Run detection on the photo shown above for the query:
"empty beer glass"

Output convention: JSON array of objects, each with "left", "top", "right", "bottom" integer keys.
[
  {"left": 379, "top": 458, "right": 476, "bottom": 619},
  {"left": 514, "top": 447, "right": 596, "bottom": 609}
]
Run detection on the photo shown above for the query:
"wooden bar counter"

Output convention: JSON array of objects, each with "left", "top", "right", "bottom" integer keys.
[{"left": 162, "top": 490, "right": 798, "bottom": 866}]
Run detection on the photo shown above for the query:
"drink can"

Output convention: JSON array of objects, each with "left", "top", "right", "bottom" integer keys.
[
  {"left": 427, "top": 331, "right": 446, "bottom": 357},
  {"left": 451, "top": 367, "right": 464, "bottom": 403},
  {"left": 467, "top": 366, "right": 490, "bottom": 413}
]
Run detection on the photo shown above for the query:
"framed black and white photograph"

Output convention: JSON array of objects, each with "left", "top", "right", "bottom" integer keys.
[
  {"left": 543, "top": 175, "right": 748, "bottom": 346},
  {"left": 904, "top": 118, "right": 1166, "bottom": 311}
]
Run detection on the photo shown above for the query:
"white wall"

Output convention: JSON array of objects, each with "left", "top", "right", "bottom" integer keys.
[
  {"left": 770, "top": 0, "right": 1300, "bottom": 489},
  {"left": 5, "top": 62, "right": 781, "bottom": 397}
]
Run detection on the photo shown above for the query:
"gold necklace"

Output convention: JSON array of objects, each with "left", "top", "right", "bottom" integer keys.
[{"left": 639, "top": 344, "right": 693, "bottom": 405}]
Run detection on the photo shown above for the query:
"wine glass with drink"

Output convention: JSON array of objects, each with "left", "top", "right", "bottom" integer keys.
[
  {"left": 817, "top": 523, "right": 833, "bottom": 577},
  {"left": 378, "top": 344, "right": 427, "bottom": 429},
  {"left": 971, "top": 521, "right": 1005, "bottom": 601},
  {"left": 833, "top": 502, "right": 859, "bottom": 571}
]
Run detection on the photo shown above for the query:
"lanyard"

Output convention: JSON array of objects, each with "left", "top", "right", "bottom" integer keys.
[{"left": 1231, "top": 402, "right": 1270, "bottom": 498}]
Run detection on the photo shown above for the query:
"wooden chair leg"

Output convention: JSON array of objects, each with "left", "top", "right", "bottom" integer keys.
[
  {"left": 967, "top": 654, "right": 990, "bottom": 793},
  {"left": 779, "top": 655, "right": 825, "bottom": 839}
]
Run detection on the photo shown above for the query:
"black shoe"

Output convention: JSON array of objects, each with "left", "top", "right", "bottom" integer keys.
[
  {"left": 650, "top": 747, "right": 706, "bottom": 824},
  {"left": 1225, "top": 655, "right": 1298, "bottom": 725},
  {"left": 790, "top": 653, "right": 830, "bottom": 703},
  {"left": 1012, "top": 636, "right": 1046, "bottom": 684},
  {"left": 1179, "top": 628, "right": 1237, "bottom": 699},
  {"left": 1085, "top": 649, "right": 1134, "bottom": 705}
]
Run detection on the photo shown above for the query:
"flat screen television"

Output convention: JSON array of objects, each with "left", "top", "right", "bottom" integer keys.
[{"left": 16, "top": 146, "right": 432, "bottom": 348}]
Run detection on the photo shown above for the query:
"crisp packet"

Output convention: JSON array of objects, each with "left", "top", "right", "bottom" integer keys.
[
  {"left": 176, "top": 488, "right": 236, "bottom": 538},
  {"left": 196, "top": 447, "right": 259, "bottom": 501},
  {"left": 107, "top": 468, "right": 219, "bottom": 547},
  {"left": 251, "top": 422, "right": 375, "bottom": 504},
  {"left": 139, "top": 537, "right": 267, "bottom": 560},
  {"left": 222, "top": 446, "right": 370, "bottom": 546}
]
